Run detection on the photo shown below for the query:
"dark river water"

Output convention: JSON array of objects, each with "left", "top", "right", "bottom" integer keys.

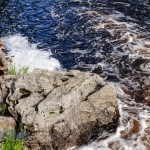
[{"left": 0, "top": 0, "right": 150, "bottom": 149}]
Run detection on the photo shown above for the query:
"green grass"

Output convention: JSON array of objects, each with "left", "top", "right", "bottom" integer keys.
[
  {"left": 8, "top": 64, "right": 29, "bottom": 75},
  {"left": 1, "top": 135, "right": 25, "bottom": 150},
  {"left": 1, "top": 104, "right": 8, "bottom": 115}
]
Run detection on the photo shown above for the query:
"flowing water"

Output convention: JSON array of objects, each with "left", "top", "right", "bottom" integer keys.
[{"left": 0, "top": 0, "right": 150, "bottom": 149}]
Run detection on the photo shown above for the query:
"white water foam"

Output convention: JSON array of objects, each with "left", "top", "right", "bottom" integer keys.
[
  {"left": 72, "top": 9, "right": 150, "bottom": 150},
  {"left": 2, "top": 34, "right": 61, "bottom": 71}
]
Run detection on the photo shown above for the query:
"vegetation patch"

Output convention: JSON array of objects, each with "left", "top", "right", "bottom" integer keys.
[
  {"left": 1, "top": 104, "right": 8, "bottom": 116},
  {"left": 8, "top": 64, "right": 29, "bottom": 75},
  {"left": 1, "top": 135, "right": 25, "bottom": 150},
  {"left": 0, "top": 130, "right": 28, "bottom": 150}
]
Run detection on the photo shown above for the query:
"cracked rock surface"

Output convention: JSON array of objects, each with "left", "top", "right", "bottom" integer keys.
[{"left": 4, "top": 69, "right": 118, "bottom": 150}]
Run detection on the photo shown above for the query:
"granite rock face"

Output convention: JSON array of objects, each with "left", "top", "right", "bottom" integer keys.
[{"left": 4, "top": 69, "right": 118, "bottom": 149}]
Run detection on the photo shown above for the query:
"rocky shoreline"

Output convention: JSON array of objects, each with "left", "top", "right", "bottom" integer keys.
[{"left": 0, "top": 69, "right": 119, "bottom": 150}]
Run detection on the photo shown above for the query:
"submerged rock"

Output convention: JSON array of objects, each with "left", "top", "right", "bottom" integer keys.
[{"left": 3, "top": 69, "right": 118, "bottom": 149}]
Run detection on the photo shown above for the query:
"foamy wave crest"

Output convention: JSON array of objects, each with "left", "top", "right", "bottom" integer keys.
[{"left": 2, "top": 34, "right": 61, "bottom": 71}]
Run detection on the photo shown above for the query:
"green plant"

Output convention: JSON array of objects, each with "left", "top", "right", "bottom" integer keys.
[
  {"left": 18, "top": 66, "right": 29, "bottom": 75},
  {"left": 1, "top": 134, "right": 25, "bottom": 150},
  {"left": 1, "top": 104, "right": 7, "bottom": 115},
  {"left": 8, "top": 64, "right": 29, "bottom": 75}
]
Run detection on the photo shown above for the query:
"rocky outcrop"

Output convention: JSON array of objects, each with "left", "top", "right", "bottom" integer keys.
[{"left": 1, "top": 69, "right": 118, "bottom": 149}]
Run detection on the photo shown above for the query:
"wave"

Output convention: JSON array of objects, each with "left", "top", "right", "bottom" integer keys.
[{"left": 2, "top": 34, "right": 61, "bottom": 71}]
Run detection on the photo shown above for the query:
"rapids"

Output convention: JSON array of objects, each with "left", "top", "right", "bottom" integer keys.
[{"left": 0, "top": 0, "right": 150, "bottom": 149}]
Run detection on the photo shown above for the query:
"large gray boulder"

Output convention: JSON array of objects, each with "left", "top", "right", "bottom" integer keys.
[{"left": 5, "top": 69, "right": 118, "bottom": 150}]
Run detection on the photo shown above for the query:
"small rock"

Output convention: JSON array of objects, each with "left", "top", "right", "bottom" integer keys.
[
  {"left": 0, "top": 116, "right": 16, "bottom": 130},
  {"left": 0, "top": 116, "right": 16, "bottom": 141}
]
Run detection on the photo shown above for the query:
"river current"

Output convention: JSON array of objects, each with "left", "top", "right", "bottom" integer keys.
[{"left": 0, "top": 0, "right": 150, "bottom": 150}]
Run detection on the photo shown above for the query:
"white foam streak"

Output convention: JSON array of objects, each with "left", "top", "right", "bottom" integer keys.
[{"left": 2, "top": 34, "right": 61, "bottom": 71}]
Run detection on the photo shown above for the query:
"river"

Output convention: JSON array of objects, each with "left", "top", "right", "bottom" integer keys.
[{"left": 0, "top": 0, "right": 150, "bottom": 149}]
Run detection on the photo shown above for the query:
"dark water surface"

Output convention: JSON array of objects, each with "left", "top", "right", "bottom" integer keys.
[{"left": 0, "top": 0, "right": 150, "bottom": 149}]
